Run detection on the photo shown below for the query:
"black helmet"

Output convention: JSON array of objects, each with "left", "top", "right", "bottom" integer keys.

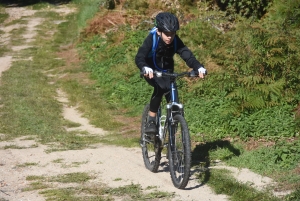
[{"left": 155, "top": 12, "right": 179, "bottom": 32}]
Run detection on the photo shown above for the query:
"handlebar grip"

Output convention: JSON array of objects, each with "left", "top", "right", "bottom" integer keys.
[{"left": 189, "top": 70, "right": 197, "bottom": 77}]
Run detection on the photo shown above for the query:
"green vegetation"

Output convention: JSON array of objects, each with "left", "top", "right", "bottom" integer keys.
[
  {"left": 76, "top": 0, "right": 300, "bottom": 199},
  {"left": 198, "top": 168, "right": 280, "bottom": 201},
  {"left": 0, "top": 9, "right": 8, "bottom": 23},
  {"left": 73, "top": 0, "right": 102, "bottom": 30},
  {"left": 218, "top": 0, "right": 270, "bottom": 18},
  {"left": 23, "top": 181, "right": 50, "bottom": 191},
  {"left": 17, "top": 162, "right": 39, "bottom": 167},
  {"left": 0, "top": 45, "right": 10, "bottom": 57},
  {"left": 50, "top": 172, "right": 92, "bottom": 183},
  {"left": 26, "top": 175, "right": 46, "bottom": 181},
  {"left": 60, "top": 79, "right": 124, "bottom": 130},
  {"left": 0, "top": 2, "right": 111, "bottom": 152},
  {"left": 78, "top": 1, "right": 300, "bottom": 137},
  {"left": 25, "top": 173, "right": 173, "bottom": 200},
  {"left": 38, "top": 183, "right": 174, "bottom": 200}
]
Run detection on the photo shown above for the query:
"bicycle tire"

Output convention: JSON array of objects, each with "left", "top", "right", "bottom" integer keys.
[
  {"left": 140, "top": 104, "right": 162, "bottom": 172},
  {"left": 168, "top": 114, "right": 191, "bottom": 189}
]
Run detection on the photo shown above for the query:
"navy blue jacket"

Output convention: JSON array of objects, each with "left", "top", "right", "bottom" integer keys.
[{"left": 135, "top": 32, "right": 203, "bottom": 72}]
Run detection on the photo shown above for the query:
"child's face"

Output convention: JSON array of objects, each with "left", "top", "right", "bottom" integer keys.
[{"left": 157, "top": 30, "right": 176, "bottom": 45}]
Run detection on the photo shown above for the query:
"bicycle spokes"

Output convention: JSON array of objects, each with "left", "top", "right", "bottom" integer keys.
[
  {"left": 168, "top": 114, "right": 191, "bottom": 189},
  {"left": 141, "top": 104, "right": 191, "bottom": 188},
  {"left": 141, "top": 104, "right": 162, "bottom": 173}
]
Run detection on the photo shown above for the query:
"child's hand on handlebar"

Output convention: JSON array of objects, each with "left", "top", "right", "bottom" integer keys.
[
  {"left": 198, "top": 66, "right": 207, "bottom": 79},
  {"left": 142, "top": 67, "right": 154, "bottom": 79}
]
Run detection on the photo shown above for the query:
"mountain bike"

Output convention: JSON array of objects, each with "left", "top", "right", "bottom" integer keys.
[{"left": 140, "top": 70, "right": 197, "bottom": 189}]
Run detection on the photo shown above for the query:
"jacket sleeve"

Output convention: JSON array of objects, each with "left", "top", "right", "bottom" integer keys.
[
  {"left": 135, "top": 34, "right": 153, "bottom": 71},
  {"left": 176, "top": 36, "right": 204, "bottom": 71}
]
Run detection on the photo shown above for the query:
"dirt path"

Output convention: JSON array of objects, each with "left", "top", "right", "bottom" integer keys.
[{"left": 0, "top": 4, "right": 278, "bottom": 201}]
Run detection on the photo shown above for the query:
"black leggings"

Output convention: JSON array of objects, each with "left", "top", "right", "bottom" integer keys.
[{"left": 145, "top": 77, "right": 171, "bottom": 113}]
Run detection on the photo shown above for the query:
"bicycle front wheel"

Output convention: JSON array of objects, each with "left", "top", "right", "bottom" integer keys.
[
  {"left": 168, "top": 114, "right": 191, "bottom": 189},
  {"left": 140, "top": 104, "right": 161, "bottom": 172}
]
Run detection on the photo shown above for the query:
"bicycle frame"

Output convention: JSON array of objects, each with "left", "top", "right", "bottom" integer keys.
[
  {"left": 141, "top": 70, "right": 197, "bottom": 188},
  {"left": 156, "top": 72, "right": 188, "bottom": 148}
]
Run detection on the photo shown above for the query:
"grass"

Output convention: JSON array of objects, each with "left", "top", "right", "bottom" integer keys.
[
  {"left": 26, "top": 175, "right": 46, "bottom": 181},
  {"left": 60, "top": 160, "right": 89, "bottom": 168},
  {"left": 0, "top": 2, "right": 170, "bottom": 201},
  {"left": 0, "top": 58, "right": 66, "bottom": 138},
  {"left": 40, "top": 188, "right": 81, "bottom": 200},
  {"left": 60, "top": 80, "right": 124, "bottom": 131},
  {"left": 3, "top": 144, "right": 38, "bottom": 149},
  {"left": 9, "top": 26, "right": 27, "bottom": 35},
  {"left": 198, "top": 168, "right": 281, "bottom": 201},
  {"left": 0, "top": 11, "right": 8, "bottom": 24},
  {"left": 23, "top": 181, "right": 50, "bottom": 191},
  {"left": 25, "top": 172, "right": 173, "bottom": 200},
  {"left": 5, "top": 18, "right": 29, "bottom": 26},
  {"left": 0, "top": 3, "right": 108, "bottom": 152},
  {"left": 38, "top": 184, "right": 174, "bottom": 200},
  {"left": 74, "top": 0, "right": 103, "bottom": 30},
  {"left": 52, "top": 158, "right": 64, "bottom": 163},
  {"left": 192, "top": 139, "right": 300, "bottom": 198},
  {"left": 17, "top": 162, "right": 39, "bottom": 168},
  {"left": 225, "top": 145, "right": 300, "bottom": 192},
  {"left": 50, "top": 172, "right": 92, "bottom": 183},
  {"left": 0, "top": 44, "right": 10, "bottom": 57}
]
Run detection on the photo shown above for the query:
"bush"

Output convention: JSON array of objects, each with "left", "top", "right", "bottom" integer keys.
[
  {"left": 123, "top": 0, "right": 149, "bottom": 13},
  {"left": 218, "top": 0, "right": 271, "bottom": 19}
]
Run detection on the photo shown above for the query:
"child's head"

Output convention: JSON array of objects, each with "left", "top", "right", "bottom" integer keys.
[
  {"left": 157, "top": 30, "right": 175, "bottom": 45},
  {"left": 155, "top": 12, "right": 179, "bottom": 45}
]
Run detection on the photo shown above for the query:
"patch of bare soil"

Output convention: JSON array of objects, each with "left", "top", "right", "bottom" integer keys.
[
  {"left": 0, "top": 56, "right": 12, "bottom": 78},
  {"left": 4, "top": 7, "right": 36, "bottom": 23},
  {"left": 0, "top": 4, "right": 285, "bottom": 201}
]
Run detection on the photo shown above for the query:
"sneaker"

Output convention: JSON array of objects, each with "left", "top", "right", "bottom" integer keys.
[{"left": 145, "top": 120, "right": 157, "bottom": 134}]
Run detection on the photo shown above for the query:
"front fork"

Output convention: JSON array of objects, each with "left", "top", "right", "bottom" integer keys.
[
  {"left": 157, "top": 106, "right": 166, "bottom": 148},
  {"left": 158, "top": 102, "right": 184, "bottom": 149}
]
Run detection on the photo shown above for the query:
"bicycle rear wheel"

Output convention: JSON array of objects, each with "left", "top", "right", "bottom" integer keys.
[
  {"left": 140, "top": 104, "right": 162, "bottom": 172},
  {"left": 168, "top": 114, "right": 191, "bottom": 189}
]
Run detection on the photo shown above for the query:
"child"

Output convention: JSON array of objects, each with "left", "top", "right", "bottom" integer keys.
[{"left": 135, "top": 12, "right": 206, "bottom": 134}]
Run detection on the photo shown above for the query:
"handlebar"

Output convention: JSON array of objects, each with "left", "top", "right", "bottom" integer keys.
[{"left": 140, "top": 70, "right": 199, "bottom": 78}]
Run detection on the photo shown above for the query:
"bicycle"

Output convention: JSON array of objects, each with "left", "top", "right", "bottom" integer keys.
[{"left": 140, "top": 70, "right": 198, "bottom": 189}]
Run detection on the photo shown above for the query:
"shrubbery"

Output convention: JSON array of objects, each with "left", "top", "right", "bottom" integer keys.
[
  {"left": 77, "top": 0, "right": 300, "bottom": 186},
  {"left": 79, "top": 0, "right": 300, "bottom": 137}
]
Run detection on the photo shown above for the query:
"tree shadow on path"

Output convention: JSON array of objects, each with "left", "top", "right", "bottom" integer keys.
[
  {"left": 191, "top": 139, "right": 242, "bottom": 186},
  {"left": 149, "top": 140, "right": 242, "bottom": 190}
]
